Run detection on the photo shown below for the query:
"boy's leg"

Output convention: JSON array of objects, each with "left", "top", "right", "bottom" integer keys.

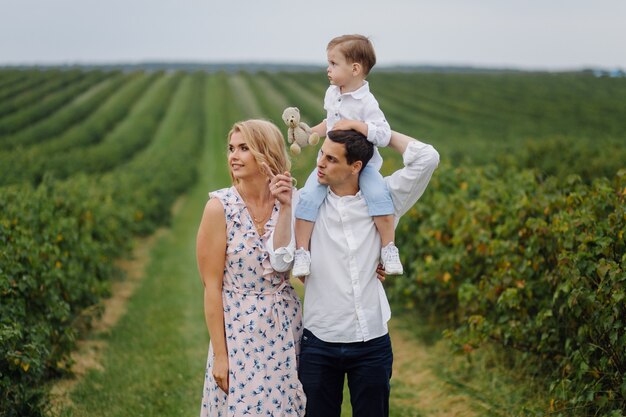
[
  {"left": 373, "top": 215, "right": 394, "bottom": 246},
  {"left": 294, "top": 168, "right": 328, "bottom": 276},
  {"left": 295, "top": 168, "right": 328, "bottom": 222},
  {"left": 359, "top": 166, "right": 394, "bottom": 244},
  {"left": 295, "top": 219, "right": 314, "bottom": 251},
  {"left": 293, "top": 219, "right": 314, "bottom": 277},
  {"left": 359, "top": 165, "right": 403, "bottom": 274},
  {"left": 346, "top": 334, "right": 393, "bottom": 417},
  {"left": 299, "top": 329, "right": 345, "bottom": 417},
  {"left": 358, "top": 165, "right": 393, "bottom": 218}
]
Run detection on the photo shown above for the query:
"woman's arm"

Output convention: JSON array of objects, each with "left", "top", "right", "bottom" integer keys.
[
  {"left": 267, "top": 170, "right": 297, "bottom": 272},
  {"left": 271, "top": 172, "right": 294, "bottom": 249},
  {"left": 196, "top": 198, "right": 229, "bottom": 393}
]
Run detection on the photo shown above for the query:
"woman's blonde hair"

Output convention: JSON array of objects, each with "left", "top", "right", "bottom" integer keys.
[{"left": 227, "top": 119, "right": 291, "bottom": 185}]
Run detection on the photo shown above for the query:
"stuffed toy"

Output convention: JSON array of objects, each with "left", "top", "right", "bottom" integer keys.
[{"left": 281, "top": 107, "right": 319, "bottom": 155}]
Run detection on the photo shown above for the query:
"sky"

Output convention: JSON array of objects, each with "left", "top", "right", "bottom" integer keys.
[{"left": 1, "top": 0, "right": 625, "bottom": 70}]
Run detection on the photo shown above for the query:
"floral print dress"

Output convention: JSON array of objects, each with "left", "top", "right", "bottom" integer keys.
[{"left": 201, "top": 187, "right": 305, "bottom": 417}]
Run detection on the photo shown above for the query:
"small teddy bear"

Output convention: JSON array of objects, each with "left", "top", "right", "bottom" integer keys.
[{"left": 281, "top": 107, "right": 319, "bottom": 155}]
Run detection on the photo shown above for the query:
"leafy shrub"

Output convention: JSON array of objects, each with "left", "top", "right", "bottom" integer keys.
[
  {"left": 0, "top": 72, "right": 206, "bottom": 416},
  {"left": 497, "top": 136, "right": 626, "bottom": 183},
  {"left": 392, "top": 164, "right": 626, "bottom": 415},
  {"left": 0, "top": 177, "right": 132, "bottom": 416}
]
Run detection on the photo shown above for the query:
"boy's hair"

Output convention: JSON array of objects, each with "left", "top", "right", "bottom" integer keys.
[
  {"left": 227, "top": 119, "right": 291, "bottom": 185},
  {"left": 327, "top": 129, "right": 374, "bottom": 171},
  {"left": 327, "top": 34, "right": 376, "bottom": 76}
]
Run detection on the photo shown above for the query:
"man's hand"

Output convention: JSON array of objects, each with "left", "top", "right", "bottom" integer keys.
[{"left": 376, "top": 263, "right": 386, "bottom": 282}]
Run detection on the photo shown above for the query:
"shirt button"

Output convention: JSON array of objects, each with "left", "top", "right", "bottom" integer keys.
[
  {"left": 335, "top": 113, "right": 338, "bottom": 116},
  {"left": 338, "top": 98, "right": 342, "bottom": 102}
]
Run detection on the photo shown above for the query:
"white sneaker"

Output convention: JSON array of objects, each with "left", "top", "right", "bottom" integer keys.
[
  {"left": 381, "top": 242, "right": 403, "bottom": 275},
  {"left": 292, "top": 248, "right": 311, "bottom": 277}
]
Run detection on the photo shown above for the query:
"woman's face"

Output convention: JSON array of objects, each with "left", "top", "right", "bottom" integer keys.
[{"left": 228, "top": 131, "right": 259, "bottom": 181}]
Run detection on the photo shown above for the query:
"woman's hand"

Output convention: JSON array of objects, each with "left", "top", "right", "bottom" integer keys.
[
  {"left": 262, "top": 162, "right": 294, "bottom": 207},
  {"left": 212, "top": 354, "right": 229, "bottom": 393}
]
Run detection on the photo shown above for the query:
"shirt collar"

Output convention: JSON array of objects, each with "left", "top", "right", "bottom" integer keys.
[
  {"left": 327, "top": 187, "right": 363, "bottom": 200},
  {"left": 332, "top": 80, "right": 370, "bottom": 99}
]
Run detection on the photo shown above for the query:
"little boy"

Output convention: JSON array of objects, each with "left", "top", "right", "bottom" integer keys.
[{"left": 293, "top": 34, "right": 403, "bottom": 277}]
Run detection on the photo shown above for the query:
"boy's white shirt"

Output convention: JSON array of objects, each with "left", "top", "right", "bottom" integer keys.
[
  {"left": 268, "top": 139, "right": 440, "bottom": 343},
  {"left": 324, "top": 82, "right": 391, "bottom": 171}
]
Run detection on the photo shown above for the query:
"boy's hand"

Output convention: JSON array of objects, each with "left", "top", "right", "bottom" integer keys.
[{"left": 332, "top": 119, "right": 354, "bottom": 130}]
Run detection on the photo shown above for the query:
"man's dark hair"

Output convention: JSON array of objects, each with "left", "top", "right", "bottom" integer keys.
[{"left": 327, "top": 129, "right": 374, "bottom": 170}]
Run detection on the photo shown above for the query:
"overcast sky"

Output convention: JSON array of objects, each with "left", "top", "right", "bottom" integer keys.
[{"left": 1, "top": 0, "right": 625, "bottom": 70}]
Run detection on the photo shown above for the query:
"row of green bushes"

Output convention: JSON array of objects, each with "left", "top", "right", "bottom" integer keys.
[
  {"left": 0, "top": 73, "right": 173, "bottom": 186},
  {"left": 0, "top": 70, "right": 66, "bottom": 103},
  {"left": 0, "top": 70, "right": 27, "bottom": 91},
  {"left": 0, "top": 72, "right": 207, "bottom": 416},
  {"left": 0, "top": 71, "right": 109, "bottom": 137},
  {"left": 392, "top": 164, "right": 626, "bottom": 416},
  {"left": 1, "top": 176, "right": 132, "bottom": 415},
  {"left": 0, "top": 70, "right": 87, "bottom": 118},
  {"left": 371, "top": 72, "right": 626, "bottom": 139},
  {"left": 0, "top": 72, "right": 129, "bottom": 151},
  {"left": 497, "top": 135, "right": 626, "bottom": 184}
]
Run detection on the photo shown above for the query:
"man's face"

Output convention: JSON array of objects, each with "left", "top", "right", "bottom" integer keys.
[{"left": 316, "top": 138, "right": 357, "bottom": 189}]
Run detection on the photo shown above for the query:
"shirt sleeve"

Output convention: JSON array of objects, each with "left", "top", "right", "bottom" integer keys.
[
  {"left": 322, "top": 86, "right": 334, "bottom": 131},
  {"left": 363, "top": 95, "right": 391, "bottom": 147},
  {"left": 267, "top": 190, "right": 299, "bottom": 272},
  {"left": 386, "top": 140, "right": 440, "bottom": 223}
]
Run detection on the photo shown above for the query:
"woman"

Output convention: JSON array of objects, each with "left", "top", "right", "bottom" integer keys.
[{"left": 196, "top": 120, "right": 305, "bottom": 416}]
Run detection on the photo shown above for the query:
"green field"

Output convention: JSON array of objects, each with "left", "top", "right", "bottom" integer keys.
[{"left": 1, "top": 68, "right": 625, "bottom": 417}]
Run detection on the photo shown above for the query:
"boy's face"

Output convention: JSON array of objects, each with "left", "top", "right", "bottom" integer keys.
[{"left": 326, "top": 46, "right": 354, "bottom": 88}]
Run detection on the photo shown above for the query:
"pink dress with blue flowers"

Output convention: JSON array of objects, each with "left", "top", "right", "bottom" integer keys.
[{"left": 200, "top": 187, "right": 305, "bottom": 417}]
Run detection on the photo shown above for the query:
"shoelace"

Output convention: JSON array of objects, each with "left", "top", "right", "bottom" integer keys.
[
  {"left": 385, "top": 246, "right": 400, "bottom": 263},
  {"left": 294, "top": 250, "right": 310, "bottom": 266}
]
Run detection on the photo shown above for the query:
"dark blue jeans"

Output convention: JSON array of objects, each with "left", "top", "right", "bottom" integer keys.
[{"left": 298, "top": 328, "right": 393, "bottom": 417}]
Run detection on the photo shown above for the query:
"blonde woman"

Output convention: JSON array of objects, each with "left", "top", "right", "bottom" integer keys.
[{"left": 196, "top": 120, "right": 305, "bottom": 416}]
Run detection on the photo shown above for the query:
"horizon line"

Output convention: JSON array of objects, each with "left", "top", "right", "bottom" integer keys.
[{"left": 1, "top": 60, "right": 623, "bottom": 73}]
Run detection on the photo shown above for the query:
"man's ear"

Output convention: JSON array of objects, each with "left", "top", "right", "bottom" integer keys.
[{"left": 351, "top": 160, "right": 363, "bottom": 175}]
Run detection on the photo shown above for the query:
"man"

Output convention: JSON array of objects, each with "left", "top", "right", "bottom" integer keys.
[{"left": 268, "top": 129, "right": 439, "bottom": 417}]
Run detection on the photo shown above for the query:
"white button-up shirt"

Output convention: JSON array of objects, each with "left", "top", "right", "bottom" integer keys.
[
  {"left": 268, "top": 139, "right": 439, "bottom": 342},
  {"left": 324, "top": 82, "right": 390, "bottom": 171}
]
